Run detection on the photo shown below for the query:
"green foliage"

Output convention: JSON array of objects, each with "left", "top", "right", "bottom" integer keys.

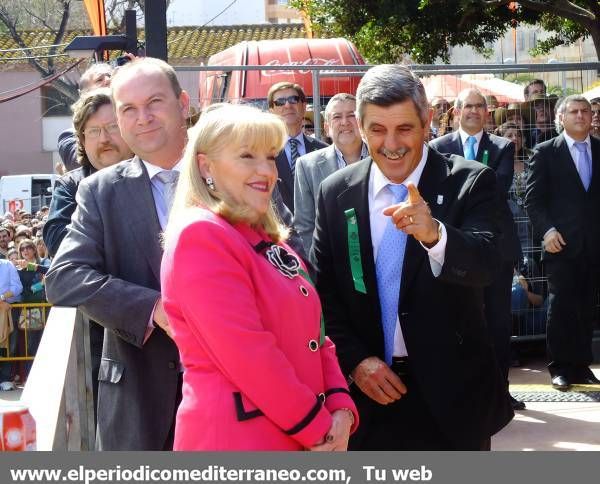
[{"left": 292, "top": 0, "right": 599, "bottom": 63}]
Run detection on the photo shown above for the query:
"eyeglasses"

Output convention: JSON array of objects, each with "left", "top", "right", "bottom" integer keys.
[
  {"left": 462, "top": 103, "right": 486, "bottom": 111},
  {"left": 273, "top": 95, "right": 301, "bottom": 107},
  {"left": 303, "top": 124, "right": 314, "bottom": 130},
  {"left": 84, "top": 123, "right": 120, "bottom": 139}
]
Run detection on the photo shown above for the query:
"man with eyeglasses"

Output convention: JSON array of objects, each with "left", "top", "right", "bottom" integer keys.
[
  {"left": 44, "top": 88, "right": 133, "bottom": 257},
  {"left": 268, "top": 82, "right": 327, "bottom": 212},
  {"left": 430, "top": 88, "right": 522, "bottom": 410},
  {"left": 43, "top": 88, "right": 133, "bottom": 425},
  {"left": 57, "top": 63, "right": 115, "bottom": 172}
]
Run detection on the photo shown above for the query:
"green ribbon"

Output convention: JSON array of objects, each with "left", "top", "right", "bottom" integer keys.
[
  {"left": 344, "top": 208, "right": 367, "bottom": 294},
  {"left": 298, "top": 268, "right": 325, "bottom": 347},
  {"left": 481, "top": 149, "right": 489, "bottom": 166}
]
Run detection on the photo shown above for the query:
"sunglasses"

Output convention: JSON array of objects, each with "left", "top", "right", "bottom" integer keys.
[{"left": 273, "top": 95, "right": 301, "bottom": 107}]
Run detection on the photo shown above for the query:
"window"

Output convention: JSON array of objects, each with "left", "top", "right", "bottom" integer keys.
[{"left": 41, "top": 85, "right": 74, "bottom": 117}]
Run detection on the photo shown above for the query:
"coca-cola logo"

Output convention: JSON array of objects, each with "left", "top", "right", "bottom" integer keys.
[{"left": 262, "top": 58, "right": 340, "bottom": 76}]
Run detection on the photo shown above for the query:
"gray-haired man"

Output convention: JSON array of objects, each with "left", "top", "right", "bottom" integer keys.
[{"left": 312, "top": 64, "right": 513, "bottom": 450}]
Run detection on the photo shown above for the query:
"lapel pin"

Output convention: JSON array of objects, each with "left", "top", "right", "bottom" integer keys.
[{"left": 437, "top": 195, "right": 444, "bottom": 205}]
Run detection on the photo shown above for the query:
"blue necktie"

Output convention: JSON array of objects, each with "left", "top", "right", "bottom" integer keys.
[
  {"left": 574, "top": 141, "right": 592, "bottom": 190},
  {"left": 464, "top": 135, "right": 476, "bottom": 160},
  {"left": 289, "top": 138, "right": 300, "bottom": 175},
  {"left": 375, "top": 184, "right": 408, "bottom": 365}
]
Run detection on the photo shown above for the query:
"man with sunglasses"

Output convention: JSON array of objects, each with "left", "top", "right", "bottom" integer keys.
[{"left": 268, "top": 82, "right": 327, "bottom": 212}]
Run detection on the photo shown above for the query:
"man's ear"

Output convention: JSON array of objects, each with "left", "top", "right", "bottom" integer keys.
[{"left": 179, "top": 90, "right": 191, "bottom": 118}]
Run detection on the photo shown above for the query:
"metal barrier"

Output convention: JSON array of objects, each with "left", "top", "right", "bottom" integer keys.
[{"left": 0, "top": 302, "right": 51, "bottom": 364}]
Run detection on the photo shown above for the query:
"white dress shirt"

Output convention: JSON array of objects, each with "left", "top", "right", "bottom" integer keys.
[
  {"left": 368, "top": 145, "right": 448, "bottom": 357},
  {"left": 459, "top": 128, "right": 483, "bottom": 159}
]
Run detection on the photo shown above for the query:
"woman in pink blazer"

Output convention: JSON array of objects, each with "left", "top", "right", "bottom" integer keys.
[{"left": 161, "top": 104, "right": 358, "bottom": 450}]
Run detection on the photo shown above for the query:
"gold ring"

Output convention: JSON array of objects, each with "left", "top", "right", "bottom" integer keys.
[{"left": 409, "top": 216, "right": 414, "bottom": 224}]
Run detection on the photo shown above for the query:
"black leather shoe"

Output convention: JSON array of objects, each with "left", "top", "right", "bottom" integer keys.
[
  {"left": 551, "top": 375, "right": 571, "bottom": 391},
  {"left": 510, "top": 395, "right": 526, "bottom": 410},
  {"left": 572, "top": 370, "right": 600, "bottom": 385}
]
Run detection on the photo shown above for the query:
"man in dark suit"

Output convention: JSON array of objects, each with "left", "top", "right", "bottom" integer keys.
[
  {"left": 267, "top": 82, "right": 327, "bottom": 212},
  {"left": 45, "top": 58, "right": 187, "bottom": 450},
  {"left": 294, "top": 93, "right": 367, "bottom": 253},
  {"left": 526, "top": 94, "right": 600, "bottom": 390},
  {"left": 43, "top": 88, "right": 133, "bottom": 420},
  {"left": 312, "top": 64, "right": 512, "bottom": 450},
  {"left": 429, "top": 88, "right": 522, "bottom": 410}
]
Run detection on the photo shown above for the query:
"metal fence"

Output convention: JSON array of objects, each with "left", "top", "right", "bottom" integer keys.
[{"left": 176, "top": 62, "right": 600, "bottom": 341}]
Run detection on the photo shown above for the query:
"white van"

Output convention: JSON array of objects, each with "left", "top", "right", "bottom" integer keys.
[{"left": 0, "top": 174, "right": 55, "bottom": 215}]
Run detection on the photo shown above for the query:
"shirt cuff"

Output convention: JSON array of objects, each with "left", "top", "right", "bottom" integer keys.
[
  {"left": 419, "top": 219, "right": 447, "bottom": 277},
  {"left": 144, "top": 299, "right": 159, "bottom": 345},
  {"left": 543, "top": 227, "right": 557, "bottom": 239}
]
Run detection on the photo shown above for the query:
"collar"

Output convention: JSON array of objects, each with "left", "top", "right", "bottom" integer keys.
[
  {"left": 459, "top": 128, "right": 484, "bottom": 146},
  {"left": 371, "top": 144, "right": 429, "bottom": 199},
  {"left": 288, "top": 132, "right": 305, "bottom": 148},
  {"left": 334, "top": 142, "right": 369, "bottom": 165},
  {"left": 562, "top": 131, "right": 591, "bottom": 150},
  {"left": 142, "top": 159, "right": 183, "bottom": 179}
]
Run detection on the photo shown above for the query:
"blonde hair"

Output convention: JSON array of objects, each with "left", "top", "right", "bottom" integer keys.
[{"left": 167, "top": 104, "right": 289, "bottom": 242}]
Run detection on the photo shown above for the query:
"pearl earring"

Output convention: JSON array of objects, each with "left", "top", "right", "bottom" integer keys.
[{"left": 206, "top": 177, "right": 216, "bottom": 191}]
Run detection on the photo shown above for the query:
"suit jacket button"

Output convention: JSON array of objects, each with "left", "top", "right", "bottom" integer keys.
[
  {"left": 299, "top": 285, "right": 309, "bottom": 296},
  {"left": 168, "top": 361, "right": 177, "bottom": 369},
  {"left": 308, "top": 340, "right": 319, "bottom": 352}
]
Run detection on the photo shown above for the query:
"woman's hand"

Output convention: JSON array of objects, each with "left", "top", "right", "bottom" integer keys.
[{"left": 309, "top": 409, "right": 353, "bottom": 451}]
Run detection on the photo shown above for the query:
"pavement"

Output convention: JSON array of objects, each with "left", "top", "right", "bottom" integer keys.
[
  {"left": 1, "top": 353, "right": 599, "bottom": 451},
  {"left": 492, "top": 352, "right": 600, "bottom": 451}
]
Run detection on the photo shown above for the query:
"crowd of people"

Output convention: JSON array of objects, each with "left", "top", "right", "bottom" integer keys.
[
  {"left": 0, "top": 206, "right": 51, "bottom": 387},
  {"left": 0, "top": 57, "right": 598, "bottom": 452}
]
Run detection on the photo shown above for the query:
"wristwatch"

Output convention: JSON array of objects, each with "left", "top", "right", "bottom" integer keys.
[{"left": 0, "top": 294, "right": 5, "bottom": 302}]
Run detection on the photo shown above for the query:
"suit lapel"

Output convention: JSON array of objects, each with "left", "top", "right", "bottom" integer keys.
[
  {"left": 115, "top": 157, "right": 163, "bottom": 283},
  {"left": 317, "top": 145, "right": 338, "bottom": 182},
  {"left": 400, "top": 150, "right": 450, "bottom": 303},
  {"left": 590, "top": 136, "right": 600, "bottom": 192},
  {"left": 336, "top": 159, "right": 379, "bottom": 306},
  {"left": 477, "top": 132, "right": 491, "bottom": 165},
  {"left": 556, "top": 135, "right": 587, "bottom": 193},
  {"left": 276, "top": 150, "right": 293, "bottom": 195}
]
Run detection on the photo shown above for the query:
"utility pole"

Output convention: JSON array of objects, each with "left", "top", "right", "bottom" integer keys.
[{"left": 144, "top": 0, "right": 168, "bottom": 61}]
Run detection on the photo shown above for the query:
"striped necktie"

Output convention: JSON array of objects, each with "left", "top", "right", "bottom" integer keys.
[{"left": 289, "top": 138, "right": 300, "bottom": 175}]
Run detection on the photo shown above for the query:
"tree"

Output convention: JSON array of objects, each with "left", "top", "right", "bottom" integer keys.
[
  {"left": 291, "top": 0, "right": 600, "bottom": 64},
  {"left": 0, "top": 0, "right": 83, "bottom": 102},
  {"left": 0, "top": 0, "right": 167, "bottom": 103}
]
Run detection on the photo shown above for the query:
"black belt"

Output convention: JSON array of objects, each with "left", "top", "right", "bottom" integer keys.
[{"left": 390, "top": 357, "right": 410, "bottom": 376}]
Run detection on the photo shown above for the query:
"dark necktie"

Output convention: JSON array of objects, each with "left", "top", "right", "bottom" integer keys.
[{"left": 289, "top": 138, "right": 300, "bottom": 175}]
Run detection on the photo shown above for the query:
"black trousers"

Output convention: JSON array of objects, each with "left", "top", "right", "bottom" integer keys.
[
  {"left": 349, "top": 370, "right": 490, "bottom": 451},
  {"left": 484, "top": 260, "right": 513, "bottom": 384},
  {"left": 545, "top": 256, "right": 598, "bottom": 377}
]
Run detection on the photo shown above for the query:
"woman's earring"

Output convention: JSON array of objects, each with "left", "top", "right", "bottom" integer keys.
[{"left": 206, "top": 177, "right": 216, "bottom": 191}]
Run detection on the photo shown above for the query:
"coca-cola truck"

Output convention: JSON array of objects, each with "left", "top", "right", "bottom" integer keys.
[{"left": 198, "top": 38, "right": 365, "bottom": 111}]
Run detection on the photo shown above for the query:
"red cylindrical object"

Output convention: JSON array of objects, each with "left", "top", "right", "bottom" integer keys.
[{"left": 0, "top": 405, "right": 36, "bottom": 451}]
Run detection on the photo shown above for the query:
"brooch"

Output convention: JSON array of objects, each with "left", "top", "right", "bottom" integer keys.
[{"left": 265, "top": 245, "right": 301, "bottom": 279}]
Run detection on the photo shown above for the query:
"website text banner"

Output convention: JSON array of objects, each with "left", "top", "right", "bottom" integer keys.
[{"left": 1, "top": 452, "right": 597, "bottom": 484}]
